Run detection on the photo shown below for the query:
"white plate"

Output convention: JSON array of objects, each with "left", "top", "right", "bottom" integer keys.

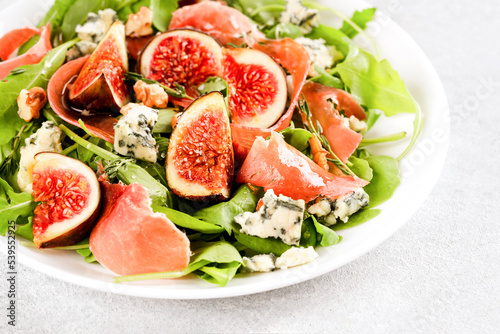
[{"left": 0, "top": 0, "right": 449, "bottom": 299}]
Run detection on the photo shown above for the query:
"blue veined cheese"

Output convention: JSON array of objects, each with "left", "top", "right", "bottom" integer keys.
[
  {"left": 279, "top": 0, "right": 319, "bottom": 34},
  {"left": 235, "top": 189, "right": 305, "bottom": 246},
  {"left": 243, "top": 247, "right": 318, "bottom": 272},
  {"left": 275, "top": 246, "right": 318, "bottom": 270},
  {"left": 114, "top": 103, "right": 158, "bottom": 163},
  {"left": 17, "top": 121, "right": 63, "bottom": 193},
  {"left": 294, "top": 37, "right": 334, "bottom": 77},
  {"left": 242, "top": 254, "right": 277, "bottom": 273},
  {"left": 67, "top": 9, "right": 117, "bottom": 60},
  {"left": 308, "top": 188, "right": 369, "bottom": 225}
]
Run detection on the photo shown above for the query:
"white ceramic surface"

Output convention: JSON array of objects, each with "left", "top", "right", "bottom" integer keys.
[{"left": 0, "top": 0, "right": 449, "bottom": 299}]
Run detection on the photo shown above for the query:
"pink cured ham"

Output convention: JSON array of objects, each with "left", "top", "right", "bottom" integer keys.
[
  {"left": 90, "top": 181, "right": 190, "bottom": 276},
  {"left": 236, "top": 132, "right": 368, "bottom": 203}
]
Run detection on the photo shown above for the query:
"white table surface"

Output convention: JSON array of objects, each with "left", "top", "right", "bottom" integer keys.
[{"left": 1, "top": 0, "right": 499, "bottom": 333}]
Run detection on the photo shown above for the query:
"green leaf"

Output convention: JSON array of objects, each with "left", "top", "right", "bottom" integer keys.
[
  {"left": 333, "top": 208, "right": 381, "bottom": 230},
  {"left": 299, "top": 218, "right": 317, "bottom": 247},
  {"left": 363, "top": 155, "right": 400, "bottom": 207},
  {"left": 234, "top": 232, "right": 291, "bottom": 256},
  {"left": 340, "top": 8, "right": 376, "bottom": 39},
  {"left": 196, "top": 262, "right": 240, "bottom": 287},
  {"left": 310, "top": 67, "right": 344, "bottom": 89},
  {"left": 153, "top": 108, "right": 177, "bottom": 133},
  {"left": 193, "top": 185, "right": 260, "bottom": 234},
  {"left": 306, "top": 24, "right": 350, "bottom": 57},
  {"left": 60, "top": 0, "right": 101, "bottom": 41},
  {"left": 0, "top": 178, "right": 36, "bottom": 236},
  {"left": 336, "top": 48, "right": 416, "bottom": 116},
  {"left": 311, "top": 217, "right": 340, "bottom": 246},
  {"left": 265, "top": 23, "right": 301, "bottom": 39},
  {"left": 279, "top": 127, "right": 313, "bottom": 152},
  {"left": 152, "top": 206, "right": 225, "bottom": 234},
  {"left": 348, "top": 156, "right": 373, "bottom": 181},
  {"left": 0, "top": 40, "right": 77, "bottom": 145},
  {"left": 151, "top": 0, "right": 178, "bottom": 32},
  {"left": 15, "top": 217, "right": 33, "bottom": 241}
]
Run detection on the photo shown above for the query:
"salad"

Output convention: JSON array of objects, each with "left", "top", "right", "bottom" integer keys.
[{"left": 0, "top": 0, "right": 420, "bottom": 287}]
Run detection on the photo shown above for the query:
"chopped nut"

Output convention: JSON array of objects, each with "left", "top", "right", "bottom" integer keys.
[
  {"left": 133, "top": 80, "right": 169, "bottom": 108},
  {"left": 125, "top": 6, "right": 153, "bottom": 37},
  {"left": 309, "top": 135, "right": 329, "bottom": 171},
  {"left": 17, "top": 87, "right": 47, "bottom": 122}
]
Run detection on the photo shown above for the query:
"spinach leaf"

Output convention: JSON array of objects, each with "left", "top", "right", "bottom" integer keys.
[
  {"left": 299, "top": 218, "right": 317, "bottom": 247},
  {"left": 153, "top": 108, "right": 177, "bottom": 133},
  {"left": 311, "top": 216, "right": 340, "bottom": 246},
  {"left": 152, "top": 206, "right": 225, "bottom": 234},
  {"left": 234, "top": 232, "right": 291, "bottom": 256},
  {"left": 0, "top": 40, "right": 76, "bottom": 146},
  {"left": 193, "top": 185, "right": 260, "bottom": 233},
  {"left": 362, "top": 155, "right": 400, "bottom": 207},
  {"left": 340, "top": 8, "right": 376, "bottom": 39},
  {"left": 336, "top": 48, "right": 416, "bottom": 116},
  {"left": 333, "top": 208, "right": 381, "bottom": 230},
  {"left": 38, "top": 0, "right": 76, "bottom": 41},
  {"left": 0, "top": 178, "right": 36, "bottom": 236},
  {"left": 280, "top": 127, "right": 313, "bottom": 152},
  {"left": 348, "top": 156, "right": 373, "bottom": 181},
  {"left": 151, "top": 0, "right": 178, "bottom": 32},
  {"left": 197, "top": 262, "right": 241, "bottom": 287}
]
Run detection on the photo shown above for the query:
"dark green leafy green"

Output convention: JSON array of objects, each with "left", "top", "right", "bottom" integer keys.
[
  {"left": 0, "top": 40, "right": 76, "bottom": 145},
  {"left": 193, "top": 185, "right": 260, "bottom": 234},
  {"left": 0, "top": 178, "right": 36, "bottom": 236},
  {"left": 152, "top": 206, "right": 225, "bottom": 234},
  {"left": 151, "top": 0, "right": 178, "bottom": 32},
  {"left": 336, "top": 48, "right": 416, "bottom": 116},
  {"left": 60, "top": 0, "right": 102, "bottom": 41},
  {"left": 234, "top": 232, "right": 291, "bottom": 256},
  {"left": 154, "top": 108, "right": 177, "bottom": 133},
  {"left": 340, "top": 8, "right": 376, "bottom": 38},
  {"left": 280, "top": 127, "right": 313, "bottom": 151},
  {"left": 311, "top": 216, "right": 340, "bottom": 246}
]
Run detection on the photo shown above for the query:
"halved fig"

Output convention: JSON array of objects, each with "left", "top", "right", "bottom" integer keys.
[
  {"left": 69, "top": 21, "right": 129, "bottom": 112},
  {"left": 166, "top": 92, "right": 234, "bottom": 201},
  {"left": 90, "top": 180, "right": 190, "bottom": 276},
  {"left": 31, "top": 153, "right": 101, "bottom": 248},
  {"left": 223, "top": 48, "right": 287, "bottom": 129},
  {"left": 138, "top": 29, "right": 223, "bottom": 96}
]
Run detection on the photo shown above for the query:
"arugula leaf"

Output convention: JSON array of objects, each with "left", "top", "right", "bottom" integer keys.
[
  {"left": 197, "top": 77, "right": 230, "bottom": 109},
  {"left": 0, "top": 178, "right": 36, "bottom": 236},
  {"left": 151, "top": 0, "right": 178, "bottom": 32},
  {"left": 362, "top": 155, "right": 400, "bottom": 208},
  {"left": 336, "top": 48, "right": 416, "bottom": 116},
  {"left": 306, "top": 24, "right": 350, "bottom": 57},
  {"left": 15, "top": 217, "right": 33, "bottom": 241},
  {"left": 152, "top": 206, "right": 225, "bottom": 234},
  {"left": 193, "top": 185, "right": 259, "bottom": 234},
  {"left": 265, "top": 23, "right": 301, "bottom": 39},
  {"left": 0, "top": 40, "right": 77, "bottom": 146},
  {"left": 280, "top": 127, "right": 313, "bottom": 152},
  {"left": 310, "top": 66, "right": 344, "bottom": 89},
  {"left": 340, "top": 8, "right": 376, "bottom": 39},
  {"left": 348, "top": 156, "right": 373, "bottom": 181}
]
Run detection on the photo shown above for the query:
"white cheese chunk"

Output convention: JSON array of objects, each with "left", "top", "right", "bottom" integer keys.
[
  {"left": 275, "top": 246, "right": 318, "bottom": 270},
  {"left": 242, "top": 254, "right": 277, "bottom": 273},
  {"left": 235, "top": 189, "right": 305, "bottom": 246},
  {"left": 114, "top": 103, "right": 158, "bottom": 162},
  {"left": 294, "top": 37, "right": 333, "bottom": 77},
  {"left": 348, "top": 115, "right": 368, "bottom": 133},
  {"left": 307, "top": 188, "right": 370, "bottom": 225},
  {"left": 17, "top": 121, "right": 63, "bottom": 193},
  {"left": 280, "top": 0, "right": 319, "bottom": 34}
]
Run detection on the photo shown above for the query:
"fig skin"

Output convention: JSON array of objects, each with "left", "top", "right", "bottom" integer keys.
[
  {"left": 31, "top": 152, "right": 101, "bottom": 248},
  {"left": 69, "top": 21, "right": 129, "bottom": 113},
  {"left": 166, "top": 92, "right": 234, "bottom": 201}
]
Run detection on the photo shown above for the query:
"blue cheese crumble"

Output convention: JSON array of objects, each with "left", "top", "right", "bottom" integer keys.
[
  {"left": 242, "top": 247, "right": 318, "bottom": 272},
  {"left": 67, "top": 9, "right": 117, "bottom": 60},
  {"left": 235, "top": 189, "right": 305, "bottom": 246},
  {"left": 308, "top": 188, "right": 369, "bottom": 225},
  {"left": 294, "top": 37, "right": 334, "bottom": 77},
  {"left": 17, "top": 121, "right": 63, "bottom": 193},
  {"left": 279, "top": 0, "right": 319, "bottom": 34},
  {"left": 114, "top": 103, "right": 158, "bottom": 163}
]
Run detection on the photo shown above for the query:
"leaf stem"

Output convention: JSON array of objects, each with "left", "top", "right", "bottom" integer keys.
[
  {"left": 250, "top": 4, "right": 285, "bottom": 17},
  {"left": 397, "top": 94, "right": 422, "bottom": 161},
  {"left": 360, "top": 131, "right": 406, "bottom": 147}
]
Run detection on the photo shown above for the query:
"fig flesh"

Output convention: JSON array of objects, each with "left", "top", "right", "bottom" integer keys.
[
  {"left": 69, "top": 21, "right": 129, "bottom": 113},
  {"left": 31, "top": 153, "right": 101, "bottom": 248},
  {"left": 223, "top": 48, "right": 287, "bottom": 129},
  {"left": 166, "top": 92, "right": 234, "bottom": 201},
  {"left": 138, "top": 29, "right": 223, "bottom": 96}
]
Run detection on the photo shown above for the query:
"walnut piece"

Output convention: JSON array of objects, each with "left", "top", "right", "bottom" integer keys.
[
  {"left": 17, "top": 87, "right": 47, "bottom": 122},
  {"left": 133, "top": 80, "right": 169, "bottom": 108},
  {"left": 125, "top": 6, "right": 153, "bottom": 37}
]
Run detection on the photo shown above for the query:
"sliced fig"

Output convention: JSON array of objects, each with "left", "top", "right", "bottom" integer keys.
[
  {"left": 166, "top": 92, "right": 234, "bottom": 201},
  {"left": 90, "top": 180, "right": 190, "bottom": 276},
  {"left": 31, "top": 153, "right": 101, "bottom": 248},
  {"left": 223, "top": 48, "right": 287, "bottom": 129},
  {"left": 138, "top": 29, "right": 223, "bottom": 96},
  {"left": 69, "top": 21, "right": 129, "bottom": 113}
]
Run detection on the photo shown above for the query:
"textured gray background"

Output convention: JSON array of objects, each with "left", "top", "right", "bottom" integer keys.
[{"left": 1, "top": 0, "right": 499, "bottom": 333}]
